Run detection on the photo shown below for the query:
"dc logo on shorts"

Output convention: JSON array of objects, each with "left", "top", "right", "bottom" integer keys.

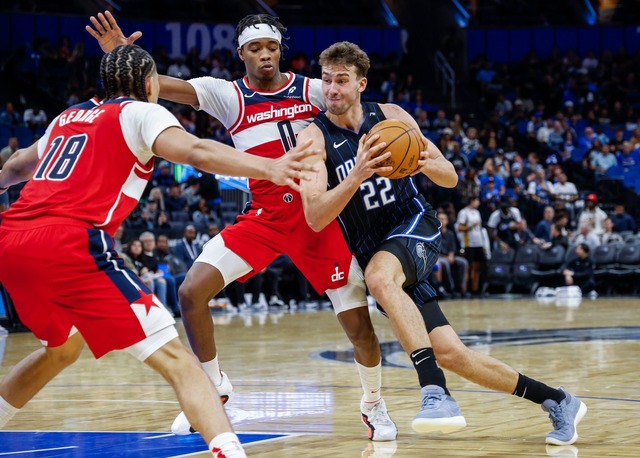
[{"left": 283, "top": 193, "right": 294, "bottom": 203}]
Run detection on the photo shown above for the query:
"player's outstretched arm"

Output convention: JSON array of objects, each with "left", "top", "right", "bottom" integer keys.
[
  {"left": 153, "top": 127, "right": 319, "bottom": 191},
  {"left": 0, "top": 141, "right": 40, "bottom": 192},
  {"left": 85, "top": 11, "right": 198, "bottom": 106},
  {"left": 86, "top": 11, "right": 142, "bottom": 53}
]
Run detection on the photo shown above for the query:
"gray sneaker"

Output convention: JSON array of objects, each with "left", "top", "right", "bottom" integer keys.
[
  {"left": 542, "top": 387, "right": 587, "bottom": 445},
  {"left": 411, "top": 385, "right": 466, "bottom": 433}
]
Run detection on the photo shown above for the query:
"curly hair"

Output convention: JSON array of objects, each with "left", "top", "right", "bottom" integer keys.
[
  {"left": 99, "top": 45, "right": 156, "bottom": 102},
  {"left": 235, "top": 14, "right": 289, "bottom": 52},
  {"left": 319, "top": 41, "right": 370, "bottom": 78}
]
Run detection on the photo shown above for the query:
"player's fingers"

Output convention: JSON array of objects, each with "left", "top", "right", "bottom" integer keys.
[
  {"left": 104, "top": 11, "right": 117, "bottom": 30},
  {"left": 366, "top": 142, "right": 386, "bottom": 158},
  {"left": 85, "top": 24, "right": 100, "bottom": 38},
  {"left": 127, "top": 32, "right": 143, "bottom": 43},
  {"left": 285, "top": 177, "right": 303, "bottom": 193},
  {"left": 96, "top": 13, "right": 111, "bottom": 32},
  {"left": 370, "top": 151, "right": 391, "bottom": 166},
  {"left": 88, "top": 16, "right": 105, "bottom": 35},
  {"left": 363, "top": 134, "right": 380, "bottom": 147}
]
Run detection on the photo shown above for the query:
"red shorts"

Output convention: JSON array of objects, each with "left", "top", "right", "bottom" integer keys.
[
  {"left": 0, "top": 218, "right": 175, "bottom": 358},
  {"left": 221, "top": 192, "right": 352, "bottom": 294}
]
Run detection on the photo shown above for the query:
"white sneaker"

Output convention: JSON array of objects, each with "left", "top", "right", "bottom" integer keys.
[
  {"left": 361, "top": 397, "right": 398, "bottom": 441},
  {"left": 171, "top": 371, "right": 234, "bottom": 435}
]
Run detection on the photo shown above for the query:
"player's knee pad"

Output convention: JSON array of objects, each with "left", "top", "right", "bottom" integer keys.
[{"left": 419, "top": 298, "right": 450, "bottom": 333}]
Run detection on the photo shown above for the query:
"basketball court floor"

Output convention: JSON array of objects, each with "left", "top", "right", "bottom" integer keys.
[{"left": 1, "top": 295, "right": 638, "bottom": 457}]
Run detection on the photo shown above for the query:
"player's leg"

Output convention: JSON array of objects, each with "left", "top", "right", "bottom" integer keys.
[
  {"left": 140, "top": 336, "right": 246, "bottom": 457},
  {"left": 0, "top": 332, "right": 84, "bottom": 428},
  {"left": 424, "top": 306, "right": 586, "bottom": 445},
  {"left": 327, "top": 259, "right": 397, "bottom": 441},
  {"left": 369, "top": 237, "right": 465, "bottom": 433},
  {"left": 173, "top": 233, "right": 273, "bottom": 435}
]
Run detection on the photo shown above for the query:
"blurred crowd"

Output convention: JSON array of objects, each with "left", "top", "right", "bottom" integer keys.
[{"left": 2, "top": 38, "right": 639, "bottom": 304}]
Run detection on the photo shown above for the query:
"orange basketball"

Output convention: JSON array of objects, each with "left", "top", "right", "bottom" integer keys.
[{"left": 365, "top": 119, "right": 425, "bottom": 179}]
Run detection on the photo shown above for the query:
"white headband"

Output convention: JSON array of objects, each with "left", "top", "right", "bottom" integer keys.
[{"left": 238, "top": 24, "right": 282, "bottom": 47}]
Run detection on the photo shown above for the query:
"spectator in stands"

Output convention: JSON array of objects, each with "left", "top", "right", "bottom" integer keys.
[
  {"left": 431, "top": 109, "right": 449, "bottom": 133},
  {"left": 534, "top": 206, "right": 555, "bottom": 243},
  {"left": 514, "top": 219, "right": 551, "bottom": 250},
  {"left": 167, "top": 56, "right": 191, "bottom": 79},
  {"left": 577, "top": 126, "right": 598, "bottom": 150},
  {"left": 155, "top": 234, "right": 192, "bottom": 300},
  {"left": 151, "top": 160, "right": 176, "bottom": 192},
  {"left": 590, "top": 143, "right": 618, "bottom": 180},
  {"left": 505, "top": 162, "right": 525, "bottom": 200},
  {"left": 487, "top": 198, "right": 521, "bottom": 250},
  {"left": 610, "top": 203, "right": 636, "bottom": 233},
  {"left": 437, "top": 211, "right": 468, "bottom": 298},
  {"left": 195, "top": 222, "right": 220, "bottom": 246},
  {"left": 191, "top": 197, "right": 218, "bottom": 227},
  {"left": 123, "top": 239, "right": 168, "bottom": 309},
  {"left": 22, "top": 104, "right": 48, "bottom": 131},
  {"left": 616, "top": 141, "right": 639, "bottom": 169},
  {"left": 113, "top": 224, "right": 125, "bottom": 253},
  {"left": 456, "top": 197, "right": 486, "bottom": 296},
  {"left": 527, "top": 169, "right": 554, "bottom": 220},
  {"left": 462, "top": 126, "right": 481, "bottom": 158},
  {"left": 552, "top": 171, "right": 579, "bottom": 222},
  {"left": 165, "top": 182, "right": 188, "bottom": 214},
  {"left": 522, "top": 151, "right": 543, "bottom": 183},
  {"left": 456, "top": 167, "right": 480, "bottom": 207},
  {"left": 0, "top": 102, "right": 23, "bottom": 129},
  {"left": 415, "top": 109, "right": 430, "bottom": 133},
  {"left": 577, "top": 194, "right": 607, "bottom": 236},
  {"left": 571, "top": 223, "right": 601, "bottom": 252},
  {"left": 446, "top": 141, "right": 469, "bottom": 172},
  {"left": 173, "top": 224, "right": 202, "bottom": 270},
  {"left": 148, "top": 187, "right": 166, "bottom": 212},
  {"left": 600, "top": 217, "right": 624, "bottom": 244},
  {"left": 480, "top": 176, "right": 501, "bottom": 216},
  {"left": 140, "top": 231, "right": 178, "bottom": 316},
  {"left": 547, "top": 120, "right": 565, "bottom": 153},
  {"left": 0, "top": 137, "right": 18, "bottom": 168},
  {"left": 559, "top": 130, "right": 576, "bottom": 163},
  {"left": 139, "top": 198, "right": 160, "bottom": 230},
  {"left": 562, "top": 243, "right": 596, "bottom": 295}
]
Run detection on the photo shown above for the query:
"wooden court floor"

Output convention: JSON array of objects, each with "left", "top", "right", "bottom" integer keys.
[{"left": 1, "top": 296, "right": 639, "bottom": 457}]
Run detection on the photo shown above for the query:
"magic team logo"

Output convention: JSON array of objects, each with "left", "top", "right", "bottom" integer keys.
[{"left": 314, "top": 326, "right": 640, "bottom": 367}]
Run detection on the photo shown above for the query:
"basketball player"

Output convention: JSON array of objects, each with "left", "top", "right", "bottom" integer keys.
[
  {"left": 87, "top": 12, "right": 398, "bottom": 441},
  {"left": 297, "top": 41, "right": 587, "bottom": 445},
  {"left": 0, "top": 44, "right": 320, "bottom": 458}
]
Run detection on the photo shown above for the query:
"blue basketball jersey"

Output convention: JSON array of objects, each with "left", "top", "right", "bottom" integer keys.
[{"left": 313, "top": 102, "right": 440, "bottom": 268}]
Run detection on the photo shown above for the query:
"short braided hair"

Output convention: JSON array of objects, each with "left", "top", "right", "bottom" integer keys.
[
  {"left": 235, "top": 14, "right": 289, "bottom": 52},
  {"left": 99, "top": 45, "right": 156, "bottom": 102}
]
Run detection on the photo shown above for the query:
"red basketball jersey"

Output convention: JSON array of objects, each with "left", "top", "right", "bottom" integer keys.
[{"left": 2, "top": 98, "right": 180, "bottom": 236}]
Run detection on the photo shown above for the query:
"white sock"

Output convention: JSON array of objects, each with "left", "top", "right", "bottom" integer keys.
[
  {"left": 202, "top": 356, "right": 223, "bottom": 386},
  {"left": 209, "top": 432, "right": 246, "bottom": 458},
  {"left": 0, "top": 395, "right": 19, "bottom": 429},
  {"left": 356, "top": 359, "right": 382, "bottom": 406}
]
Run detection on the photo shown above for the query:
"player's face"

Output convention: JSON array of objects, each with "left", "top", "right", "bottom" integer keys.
[
  {"left": 321, "top": 64, "right": 366, "bottom": 116},
  {"left": 238, "top": 38, "right": 281, "bottom": 81}
]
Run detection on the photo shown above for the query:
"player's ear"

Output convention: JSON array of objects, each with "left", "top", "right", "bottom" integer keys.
[
  {"left": 357, "top": 76, "right": 368, "bottom": 93},
  {"left": 237, "top": 46, "right": 244, "bottom": 61}
]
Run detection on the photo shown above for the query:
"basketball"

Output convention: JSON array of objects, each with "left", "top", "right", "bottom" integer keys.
[{"left": 365, "top": 119, "right": 425, "bottom": 179}]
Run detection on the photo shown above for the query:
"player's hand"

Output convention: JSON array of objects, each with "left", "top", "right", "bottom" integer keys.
[
  {"left": 411, "top": 136, "right": 434, "bottom": 176},
  {"left": 354, "top": 134, "right": 391, "bottom": 182},
  {"left": 86, "top": 11, "right": 142, "bottom": 53},
  {"left": 267, "top": 139, "right": 321, "bottom": 192}
]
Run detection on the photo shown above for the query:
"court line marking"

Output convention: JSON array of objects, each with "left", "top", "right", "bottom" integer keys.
[{"left": 0, "top": 446, "right": 78, "bottom": 456}]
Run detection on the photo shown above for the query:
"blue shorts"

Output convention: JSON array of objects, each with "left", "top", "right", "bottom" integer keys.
[{"left": 378, "top": 214, "right": 441, "bottom": 306}]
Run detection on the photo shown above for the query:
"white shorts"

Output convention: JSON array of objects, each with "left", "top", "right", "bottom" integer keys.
[
  {"left": 326, "top": 256, "right": 368, "bottom": 315},
  {"left": 194, "top": 234, "right": 252, "bottom": 286}
]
